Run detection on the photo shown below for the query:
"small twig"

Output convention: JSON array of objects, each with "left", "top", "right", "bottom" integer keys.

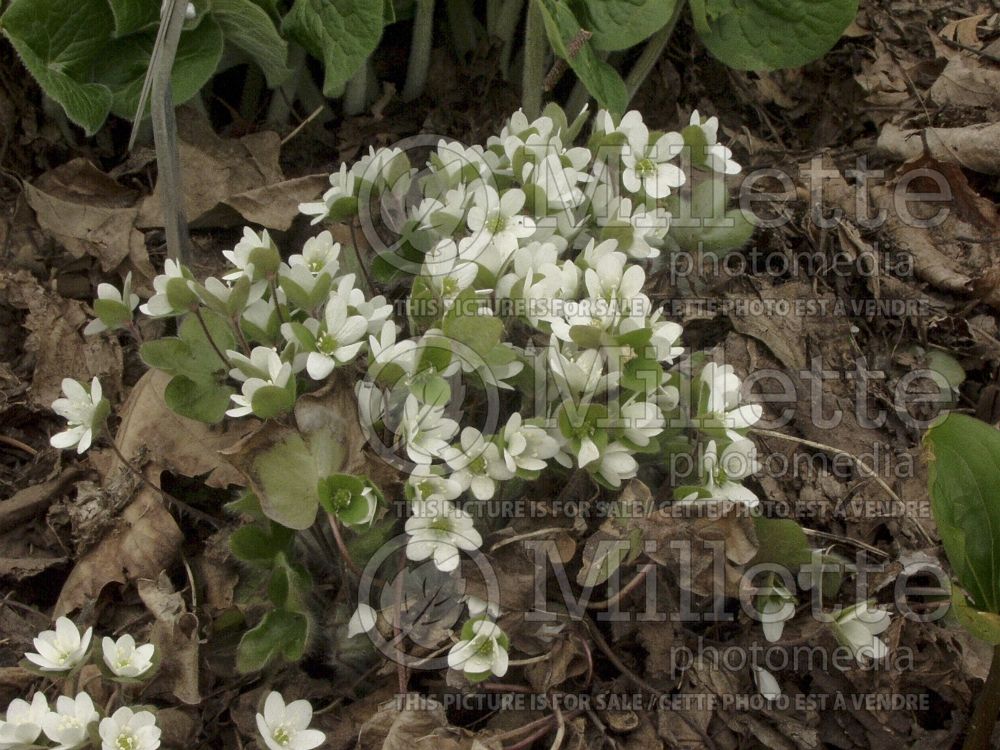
[
  {"left": 0, "top": 434, "right": 37, "bottom": 456},
  {"left": 280, "top": 105, "right": 326, "bottom": 146},
  {"left": 108, "top": 440, "right": 221, "bottom": 528},
  {"left": 749, "top": 427, "right": 935, "bottom": 546},
  {"left": 548, "top": 693, "right": 566, "bottom": 750},
  {"left": 938, "top": 35, "right": 1000, "bottom": 65},
  {"left": 586, "top": 563, "right": 656, "bottom": 610},
  {"left": 964, "top": 645, "right": 1000, "bottom": 750},
  {"left": 394, "top": 552, "right": 408, "bottom": 693},
  {"left": 801, "top": 528, "right": 889, "bottom": 558}
]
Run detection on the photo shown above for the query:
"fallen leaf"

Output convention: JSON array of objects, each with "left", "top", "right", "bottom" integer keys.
[
  {"left": 878, "top": 121, "right": 1000, "bottom": 175},
  {"left": 55, "top": 488, "right": 183, "bottom": 616},
  {"left": 138, "top": 572, "right": 201, "bottom": 704}
]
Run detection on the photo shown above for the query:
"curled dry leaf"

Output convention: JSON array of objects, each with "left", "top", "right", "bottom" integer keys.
[
  {"left": 878, "top": 121, "right": 1000, "bottom": 176},
  {"left": 138, "top": 572, "right": 201, "bottom": 705},
  {"left": 54, "top": 487, "right": 183, "bottom": 616},
  {"left": 24, "top": 159, "right": 151, "bottom": 275},
  {"left": 0, "top": 270, "right": 123, "bottom": 408}
]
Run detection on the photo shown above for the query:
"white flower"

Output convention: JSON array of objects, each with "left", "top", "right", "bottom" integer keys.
[
  {"left": 466, "top": 186, "right": 535, "bottom": 263},
  {"left": 347, "top": 604, "right": 378, "bottom": 638},
  {"left": 288, "top": 231, "right": 341, "bottom": 275},
  {"left": 547, "top": 344, "right": 615, "bottom": 400},
  {"left": 42, "top": 692, "right": 98, "bottom": 750},
  {"left": 421, "top": 239, "right": 478, "bottom": 307},
  {"left": 618, "top": 399, "right": 664, "bottom": 447},
  {"left": 346, "top": 287, "right": 393, "bottom": 335},
  {"left": 447, "top": 619, "right": 510, "bottom": 678},
  {"left": 226, "top": 348, "right": 292, "bottom": 418},
  {"left": 25, "top": 617, "right": 93, "bottom": 673},
  {"left": 223, "top": 227, "right": 276, "bottom": 280},
  {"left": 398, "top": 395, "right": 459, "bottom": 465},
  {"left": 599, "top": 195, "right": 670, "bottom": 260},
  {"left": 829, "top": 600, "right": 891, "bottom": 663},
  {"left": 620, "top": 111, "right": 685, "bottom": 199},
  {"left": 443, "top": 427, "right": 514, "bottom": 500},
  {"left": 196, "top": 276, "right": 266, "bottom": 314},
  {"left": 98, "top": 707, "right": 160, "bottom": 750},
  {"left": 757, "top": 582, "right": 796, "bottom": 643},
  {"left": 592, "top": 441, "right": 638, "bottom": 487},
  {"left": 689, "top": 439, "right": 760, "bottom": 507},
  {"left": 0, "top": 693, "right": 47, "bottom": 750},
  {"left": 50, "top": 377, "right": 108, "bottom": 454},
  {"left": 465, "top": 596, "right": 500, "bottom": 619},
  {"left": 521, "top": 153, "right": 588, "bottom": 210},
  {"left": 752, "top": 667, "right": 781, "bottom": 701},
  {"left": 501, "top": 413, "right": 560, "bottom": 473},
  {"left": 405, "top": 498, "right": 482, "bottom": 572},
  {"left": 255, "top": 692, "right": 325, "bottom": 750},
  {"left": 138, "top": 259, "right": 190, "bottom": 317},
  {"left": 301, "top": 296, "right": 368, "bottom": 380},
  {"left": 687, "top": 110, "right": 741, "bottom": 175},
  {"left": 101, "top": 635, "right": 155, "bottom": 679},
  {"left": 699, "top": 362, "right": 762, "bottom": 430},
  {"left": 84, "top": 272, "right": 140, "bottom": 334},
  {"left": 299, "top": 163, "right": 357, "bottom": 224},
  {"left": 407, "top": 464, "right": 466, "bottom": 503}
]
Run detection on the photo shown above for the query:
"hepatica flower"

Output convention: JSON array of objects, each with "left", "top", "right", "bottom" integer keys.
[
  {"left": 25, "top": 617, "right": 92, "bottom": 672},
  {"left": 405, "top": 498, "right": 482, "bottom": 572},
  {"left": 255, "top": 692, "right": 325, "bottom": 750},
  {"left": 50, "top": 377, "right": 109, "bottom": 454},
  {"left": 698, "top": 362, "right": 762, "bottom": 431},
  {"left": 98, "top": 707, "right": 160, "bottom": 750},
  {"left": 0, "top": 693, "right": 48, "bottom": 749},
  {"left": 139, "top": 259, "right": 195, "bottom": 317},
  {"left": 447, "top": 618, "right": 510, "bottom": 681},
  {"left": 42, "top": 692, "right": 99, "bottom": 750},
  {"left": 84, "top": 272, "right": 140, "bottom": 335},
  {"left": 620, "top": 111, "right": 685, "bottom": 199},
  {"left": 684, "top": 109, "right": 741, "bottom": 175},
  {"left": 102, "top": 635, "right": 155, "bottom": 679},
  {"left": 829, "top": 600, "right": 891, "bottom": 663},
  {"left": 226, "top": 347, "right": 292, "bottom": 418}
]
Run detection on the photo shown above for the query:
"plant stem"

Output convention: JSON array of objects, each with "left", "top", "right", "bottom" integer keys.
[
  {"left": 402, "top": 0, "right": 436, "bottom": 101},
  {"left": 193, "top": 308, "right": 231, "bottom": 367},
  {"left": 343, "top": 60, "right": 371, "bottom": 117},
  {"left": 964, "top": 645, "right": 1000, "bottom": 750},
  {"left": 268, "top": 279, "right": 288, "bottom": 326},
  {"left": 496, "top": 0, "right": 525, "bottom": 77},
  {"left": 266, "top": 46, "right": 305, "bottom": 128},
  {"left": 521, "top": 0, "right": 546, "bottom": 119},
  {"left": 624, "top": 0, "right": 685, "bottom": 102},
  {"left": 347, "top": 222, "right": 375, "bottom": 297},
  {"left": 326, "top": 515, "right": 363, "bottom": 577}
]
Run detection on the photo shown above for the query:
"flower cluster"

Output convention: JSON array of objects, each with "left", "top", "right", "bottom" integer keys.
[{"left": 3, "top": 618, "right": 324, "bottom": 750}]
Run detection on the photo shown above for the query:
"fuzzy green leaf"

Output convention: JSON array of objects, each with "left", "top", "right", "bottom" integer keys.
[
  {"left": 106, "top": 0, "right": 159, "bottom": 36},
  {"left": 213, "top": 0, "right": 292, "bottom": 87},
  {"left": 163, "top": 374, "right": 234, "bottom": 424},
  {"left": 571, "top": 0, "right": 678, "bottom": 51},
  {"left": 236, "top": 608, "right": 308, "bottom": 673}
]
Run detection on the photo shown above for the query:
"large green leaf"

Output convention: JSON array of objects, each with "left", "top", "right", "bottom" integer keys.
[
  {"left": 534, "top": 0, "right": 628, "bottom": 117},
  {"left": 236, "top": 608, "right": 309, "bottom": 673},
  {"left": 0, "top": 0, "right": 115, "bottom": 134},
  {"left": 93, "top": 15, "right": 225, "bottom": 119},
  {"left": 163, "top": 374, "right": 234, "bottom": 424},
  {"left": 689, "top": 0, "right": 857, "bottom": 70},
  {"left": 283, "top": 0, "right": 386, "bottom": 97},
  {"left": 106, "top": 0, "right": 159, "bottom": 36},
  {"left": 571, "top": 0, "right": 678, "bottom": 51},
  {"left": 213, "top": 0, "right": 292, "bottom": 87},
  {"left": 925, "top": 413, "right": 1000, "bottom": 615}
]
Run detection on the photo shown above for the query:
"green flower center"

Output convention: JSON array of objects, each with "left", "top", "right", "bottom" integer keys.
[
  {"left": 441, "top": 277, "right": 460, "bottom": 296},
  {"left": 475, "top": 637, "right": 495, "bottom": 659},
  {"left": 636, "top": 158, "right": 656, "bottom": 176},
  {"left": 272, "top": 725, "right": 292, "bottom": 746},
  {"left": 429, "top": 517, "right": 454, "bottom": 533},
  {"left": 308, "top": 258, "right": 324, "bottom": 272},
  {"left": 317, "top": 332, "right": 339, "bottom": 354},
  {"left": 116, "top": 733, "right": 137, "bottom": 750},
  {"left": 486, "top": 214, "right": 507, "bottom": 234},
  {"left": 469, "top": 455, "right": 487, "bottom": 474},
  {"left": 330, "top": 488, "right": 353, "bottom": 513}
]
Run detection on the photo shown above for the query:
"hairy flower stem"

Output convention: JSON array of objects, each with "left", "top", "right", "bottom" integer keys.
[
  {"left": 348, "top": 222, "right": 375, "bottom": 297},
  {"left": 402, "top": 0, "right": 436, "bottom": 101},
  {"left": 326, "top": 515, "right": 363, "bottom": 578},
  {"left": 343, "top": 60, "right": 371, "bottom": 117},
  {"left": 624, "top": 0, "right": 686, "bottom": 102},
  {"left": 232, "top": 316, "right": 252, "bottom": 355},
  {"left": 495, "top": 0, "right": 525, "bottom": 77},
  {"left": 268, "top": 279, "right": 288, "bottom": 326},
  {"left": 522, "top": 0, "right": 547, "bottom": 119},
  {"left": 964, "top": 645, "right": 1000, "bottom": 750},
  {"left": 193, "top": 308, "right": 231, "bottom": 367}
]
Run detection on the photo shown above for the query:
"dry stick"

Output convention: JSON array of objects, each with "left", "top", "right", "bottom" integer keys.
[
  {"left": 964, "top": 645, "right": 1000, "bottom": 750},
  {"left": 280, "top": 105, "right": 327, "bottom": 147},
  {"left": 749, "top": 427, "right": 935, "bottom": 547},
  {"left": 135, "top": 0, "right": 191, "bottom": 263},
  {"left": 585, "top": 563, "right": 656, "bottom": 610},
  {"left": 107, "top": 439, "right": 220, "bottom": 528},
  {"left": 0, "top": 434, "right": 37, "bottom": 456},
  {"left": 394, "top": 552, "right": 409, "bottom": 694},
  {"left": 801, "top": 527, "right": 889, "bottom": 558}
]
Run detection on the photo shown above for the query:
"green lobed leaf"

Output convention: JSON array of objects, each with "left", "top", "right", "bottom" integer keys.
[
  {"left": 0, "top": 0, "right": 116, "bottom": 134},
  {"left": 236, "top": 608, "right": 309, "bottom": 673},
  {"left": 925, "top": 413, "right": 1000, "bottom": 615},
  {"left": 212, "top": 0, "right": 292, "bottom": 87},
  {"left": 751, "top": 517, "right": 812, "bottom": 569},
  {"left": 250, "top": 384, "right": 296, "bottom": 419},
  {"left": 229, "top": 523, "right": 294, "bottom": 564},
  {"left": 570, "top": 0, "right": 678, "bottom": 51},
  {"left": 283, "top": 0, "right": 386, "bottom": 98},
  {"left": 163, "top": 374, "right": 234, "bottom": 424},
  {"left": 92, "top": 15, "right": 225, "bottom": 120},
  {"left": 534, "top": 0, "right": 628, "bottom": 117},
  {"left": 689, "top": 0, "right": 858, "bottom": 71}
]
